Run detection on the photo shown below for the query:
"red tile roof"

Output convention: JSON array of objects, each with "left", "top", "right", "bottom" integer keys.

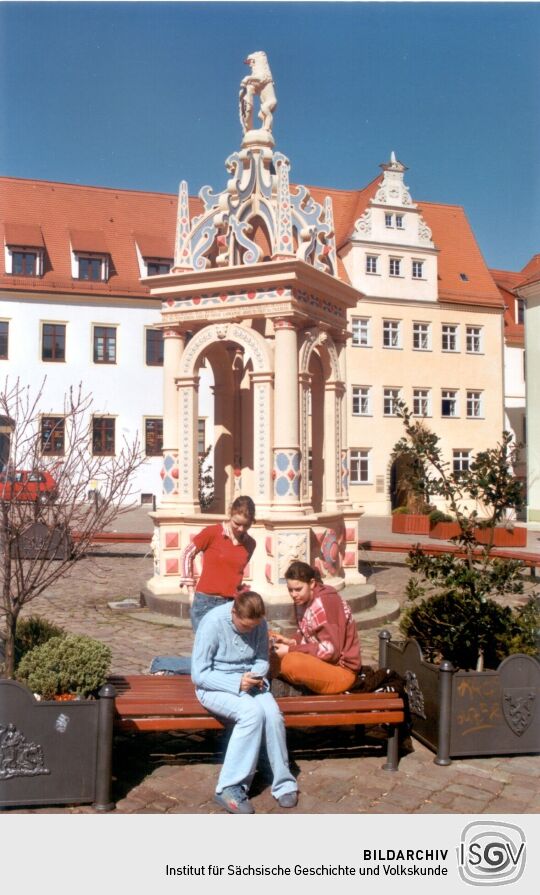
[
  {"left": 0, "top": 174, "right": 502, "bottom": 308},
  {"left": 490, "top": 269, "right": 524, "bottom": 347},
  {"left": 4, "top": 222, "right": 45, "bottom": 247},
  {"left": 518, "top": 253, "right": 540, "bottom": 288}
]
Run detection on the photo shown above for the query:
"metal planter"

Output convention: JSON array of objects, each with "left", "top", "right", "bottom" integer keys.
[
  {"left": 379, "top": 631, "right": 540, "bottom": 765},
  {"left": 0, "top": 679, "right": 115, "bottom": 810}
]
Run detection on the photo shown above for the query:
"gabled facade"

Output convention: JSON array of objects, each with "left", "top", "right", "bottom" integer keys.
[{"left": 1, "top": 159, "right": 508, "bottom": 516}]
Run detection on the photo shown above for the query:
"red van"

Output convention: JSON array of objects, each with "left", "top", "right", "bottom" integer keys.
[{"left": 0, "top": 470, "right": 58, "bottom": 503}]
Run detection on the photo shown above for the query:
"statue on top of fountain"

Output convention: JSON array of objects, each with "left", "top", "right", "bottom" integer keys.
[{"left": 239, "top": 51, "right": 277, "bottom": 146}]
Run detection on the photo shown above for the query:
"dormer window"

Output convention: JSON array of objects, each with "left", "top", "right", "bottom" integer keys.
[
  {"left": 69, "top": 230, "right": 109, "bottom": 282},
  {"left": 147, "top": 260, "right": 172, "bottom": 276},
  {"left": 78, "top": 255, "right": 107, "bottom": 281},
  {"left": 133, "top": 233, "right": 174, "bottom": 278},
  {"left": 4, "top": 223, "right": 45, "bottom": 277}
]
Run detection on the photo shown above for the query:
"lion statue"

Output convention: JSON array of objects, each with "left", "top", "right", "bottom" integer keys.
[{"left": 239, "top": 51, "right": 277, "bottom": 135}]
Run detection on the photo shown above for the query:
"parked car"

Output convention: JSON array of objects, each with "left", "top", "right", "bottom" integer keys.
[{"left": 0, "top": 470, "right": 58, "bottom": 503}]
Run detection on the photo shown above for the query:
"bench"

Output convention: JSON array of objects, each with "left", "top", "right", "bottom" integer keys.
[{"left": 110, "top": 674, "right": 406, "bottom": 771}]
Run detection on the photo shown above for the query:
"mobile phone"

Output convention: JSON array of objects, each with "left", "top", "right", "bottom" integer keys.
[{"left": 251, "top": 674, "right": 263, "bottom": 680}]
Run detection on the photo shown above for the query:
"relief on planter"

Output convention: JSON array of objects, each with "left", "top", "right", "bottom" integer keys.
[
  {"left": 404, "top": 670, "right": 427, "bottom": 720},
  {"left": 0, "top": 722, "right": 50, "bottom": 780},
  {"left": 502, "top": 689, "right": 535, "bottom": 736}
]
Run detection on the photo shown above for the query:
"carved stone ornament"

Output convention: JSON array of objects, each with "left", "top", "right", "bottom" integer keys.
[
  {"left": 404, "top": 670, "right": 427, "bottom": 719},
  {"left": 502, "top": 688, "right": 536, "bottom": 736},
  {"left": 169, "top": 53, "right": 338, "bottom": 278},
  {"left": 352, "top": 208, "right": 372, "bottom": 237},
  {"left": 0, "top": 722, "right": 50, "bottom": 780},
  {"left": 239, "top": 51, "right": 277, "bottom": 138}
]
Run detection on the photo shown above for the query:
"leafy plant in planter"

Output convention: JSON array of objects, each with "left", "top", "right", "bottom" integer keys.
[
  {"left": 14, "top": 615, "right": 66, "bottom": 669},
  {"left": 392, "top": 404, "right": 537, "bottom": 671},
  {"left": 16, "top": 634, "right": 112, "bottom": 700}
]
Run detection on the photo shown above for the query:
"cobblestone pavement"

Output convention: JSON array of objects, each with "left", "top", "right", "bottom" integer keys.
[{"left": 6, "top": 530, "right": 540, "bottom": 816}]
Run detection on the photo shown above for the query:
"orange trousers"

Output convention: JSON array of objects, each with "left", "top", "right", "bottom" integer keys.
[{"left": 276, "top": 651, "right": 357, "bottom": 695}]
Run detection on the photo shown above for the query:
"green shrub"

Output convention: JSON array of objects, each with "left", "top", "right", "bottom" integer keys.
[
  {"left": 392, "top": 506, "right": 409, "bottom": 515},
  {"left": 16, "top": 634, "right": 112, "bottom": 699},
  {"left": 14, "top": 616, "right": 66, "bottom": 668},
  {"left": 428, "top": 509, "right": 454, "bottom": 525}
]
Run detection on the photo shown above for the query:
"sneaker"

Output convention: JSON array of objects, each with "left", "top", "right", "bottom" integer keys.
[
  {"left": 278, "top": 790, "right": 298, "bottom": 809},
  {"left": 214, "top": 785, "right": 255, "bottom": 814}
]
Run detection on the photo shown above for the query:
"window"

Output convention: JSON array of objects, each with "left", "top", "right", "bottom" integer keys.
[
  {"left": 78, "top": 256, "right": 106, "bottom": 281},
  {"left": 146, "top": 328, "right": 164, "bottom": 366},
  {"left": 389, "top": 258, "right": 401, "bottom": 277},
  {"left": 13, "top": 251, "right": 37, "bottom": 276},
  {"left": 517, "top": 299, "right": 525, "bottom": 325},
  {"left": 413, "top": 389, "right": 430, "bottom": 417},
  {"left": 442, "top": 324, "right": 458, "bottom": 352},
  {"left": 467, "top": 390, "right": 483, "bottom": 418},
  {"left": 385, "top": 213, "right": 393, "bottom": 228},
  {"left": 459, "top": 273, "right": 469, "bottom": 282},
  {"left": 92, "top": 417, "right": 115, "bottom": 455},
  {"left": 395, "top": 214, "right": 404, "bottom": 229},
  {"left": 413, "top": 322, "right": 430, "bottom": 351},
  {"left": 441, "top": 390, "right": 458, "bottom": 417},
  {"left": 197, "top": 418, "right": 206, "bottom": 456},
  {"left": 453, "top": 450, "right": 471, "bottom": 477},
  {"left": 366, "top": 255, "right": 378, "bottom": 274},
  {"left": 42, "top": 323, "right": 66, "bottom": 362},
  {"left": 0, "top": 322, "right": 8, "bottom": 359},
  {"left": 352, "top": 386, "right": 370, "bottom": 416},
  {"left": 351, "top": 317, "right": 370, "bottom": 347},
  {"left": 145, "top": 418, "right": 163, "bottom": 456},
  {"left": 41, "top": 416, "right": 65, "bottom": 455},
  {"left": 350, "top": 449, "right": 370, "bottom": 484},
  {"left": 383, "top": 388, "right": 400, "bottom": 416},
  {"left": 466, "top": 326, "right": 482, "bottom": 354},
  {"left": 147, "top": 260, "right": 171, "bottom": 276},
  {"left": 93, "top": 326, "right": 117, "bottom": 364},
  {"left": 308, "top": 449, "right": 313, "bottom": 485},
  {"left": 412, "top": 260, "right": 424, "bottom": 279},
  {"left": 383, "top": 320, "right": 401, "bottom": 348}
]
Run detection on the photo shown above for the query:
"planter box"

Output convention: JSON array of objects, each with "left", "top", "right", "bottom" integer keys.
[
  {"left": 379, "top": 632, "right": 540, "bottom": 764},
  {"left": 474, "top": 526, "right": 527, "bottom": 548},
  {"left": 391, "top": 513, "right": 430, "bottom": 535},
  {"left": 0, "top": 679, "right": 115, "bottom": 810},
  {"left": 429, "top": 521, "right": 462, "bottom": 540}
]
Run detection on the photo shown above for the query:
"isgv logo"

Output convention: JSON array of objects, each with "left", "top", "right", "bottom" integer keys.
[{"left": 458, "top": 821, "right": 526, "bottom": 886}]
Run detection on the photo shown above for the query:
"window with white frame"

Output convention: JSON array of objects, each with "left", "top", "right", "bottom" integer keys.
[
  {"left": 441, "top": 389, "right": 458, "bottom": 417},
  {"left": 383, "top": 388, "right": 401, "bottom": 416},
  {"left": 389, "top": 257, "right": 401, "bottom": 277},
  {"left": 351, "top": 317, "right": 370, "bottom": 347},
  {"left": 366, "top": 255, "right": 378, "bottom": 274},
  {"left": 5, "top": 246, "right": 44, "bottom": 277},
  {"left": 413, "top": 389, "right": 431, "bottom": 417},
  {"left": 350, "top": 449, "right": 370, "bottom": 484},
  {"left": 383, "top": 319, "right": 401, "bottom": 348},
  {"left": 76, "top": 254, "right": 109, "bottom": 282},
  {"left": 453, "top": 449, "right": 471, "bottom": 477},
  {"left": 395, "top": 214, "right": 404, "bottom": 229},
  {"left": 442, "top": 324, "right": 458, "bottom": 352},
  {"left": 352, "top": 386, "right": 370, "bottom": 416},
  {"left": 466, "top": 326, "right": 482, "bottom": 354},
  {"left": 412, "top": 322, "right": 430, "bottom": 351},
  {"left": 385, "top": 213, "right": 393, "bottom": 228},
  {"left": 412, "top": 260, "right": 424, "bottom": 279},
  {"left": 466, "top": 390, "right": 483, "bottom": 418}
]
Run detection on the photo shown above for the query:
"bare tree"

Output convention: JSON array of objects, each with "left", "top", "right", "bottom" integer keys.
[{"left": 0, "top": 378, "right": 146, "bottom": 677}]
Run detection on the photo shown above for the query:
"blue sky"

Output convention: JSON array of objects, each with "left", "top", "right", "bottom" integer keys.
[{"left": 0, "top": 1, "right": 539, "bottom": 270}]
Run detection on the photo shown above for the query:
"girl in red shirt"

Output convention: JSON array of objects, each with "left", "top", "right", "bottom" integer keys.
[{"left": 179, "top": 495, "right": 256, "bottom": 631}]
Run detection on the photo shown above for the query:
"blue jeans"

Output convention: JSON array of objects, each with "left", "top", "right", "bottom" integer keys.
[
  {"left": 196, "top": 688, "right": 297, "bottom": 799},
  {"left": 191, "top": 592, "right": 231, "bottom": 632},
  {"left": 149, "top": 593, "right": 229, "bottom": 673},
  {"left": 149, "top": 655, "right": 192, "bottom": 675}
]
